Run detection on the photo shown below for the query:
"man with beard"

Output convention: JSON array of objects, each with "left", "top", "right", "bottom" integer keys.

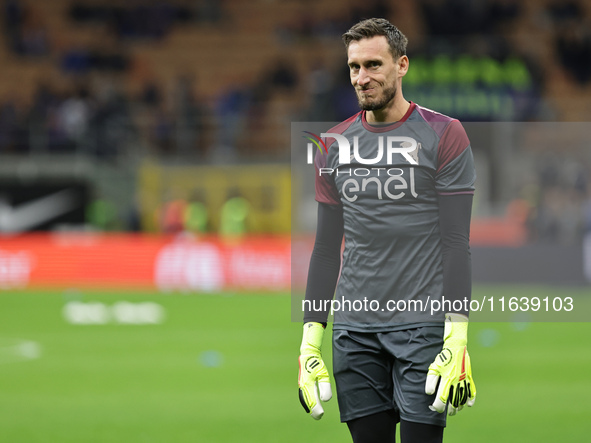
[{"left": 297, "top": 18, "right": 477, "bottom": 443}]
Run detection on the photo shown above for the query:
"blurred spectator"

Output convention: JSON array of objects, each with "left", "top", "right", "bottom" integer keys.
[
  {"left": 304, "top": 60, "right": 335, "bottom": 121},
  {"left": 215, "top": 82, "right": 250, "bottom": 155},
  {"left": 555, "top": 24, "right": 591, "bottom": 85},
  {"left": 151, "top": 105, "right": 175, "bottom": 154},
  {"left": 4, "top": 0, "right": 25, "bottom": 53},
  {"left": 115, "top": 2, "right": 176, "bottom": 40},
  {"left": 19, "top": 6, "right": 50, "bottom": 56},
  {"left": 184, "top": 190, "right": 209, "bottom": 234},
  {"left": 173, "top": 74, "right": 207, "bottom": 157},
  {"left": 139, "top": 80, "right": 163, "bottom": 108},
  {"left": 219, "top": 191, "right": 250, "bottom": 239},
  {"left": 60, "top": 45, "right": 92, "bottom": 75},
  {"left": 4, "top": 0, "right": 50, "bottom": 56},
  {"left": 61, "top": 29, "right": 130, "bottom": 76},
  {"left": 159, "top": 195, "right": 188, "bottom": 234},
  {"left": 304, "top": 62, "right": 360, "bottom": 121},
  {"left": 89, "top": 47, "right": 130, "bottom": 72},
  {"left": 96, "top": 89, "right": 135, "bottom": 158},
  {"left": 0, "top": 99, "right": 24, "bottom": 153},
  {"left": 332, "top": 64, "right": 362, "bottom": 121},
  {"left": 58, "top": 86, "right": 91, "bottom": 150},
  {"left": 86, "top": 198, "right": 120, "bottom": 231},
  {"left": 267, "top": 58, "right": 298, "bottom": 91}
]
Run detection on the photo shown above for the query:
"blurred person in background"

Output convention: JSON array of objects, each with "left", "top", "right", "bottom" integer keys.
[
  {"left": 184, "top": 189, "right": 209, "bottom": 236},
  {"left": 86, "top": 197, "right": 120, "bottom": 231},
  {"left": 158, "top": 190, "right": 188, "bottom": 234},
  {"left": 298, "top": 18, "right": 476, "bottom": 443},
  {"left": 219, "top": 189, "right": 250, "bottom": 241}
]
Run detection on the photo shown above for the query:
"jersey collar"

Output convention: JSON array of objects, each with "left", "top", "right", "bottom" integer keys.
[{"left": 361, "top": 101, "right": 416, "bottom": 133}]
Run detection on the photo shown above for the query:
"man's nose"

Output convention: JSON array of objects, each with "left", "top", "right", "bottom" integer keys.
[{"left": 357, "top": 67, "right": 371, "bottom": 86}]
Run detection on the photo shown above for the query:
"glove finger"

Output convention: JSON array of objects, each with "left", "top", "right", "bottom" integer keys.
[
  {"left": 310, "top": 402, "right": 325, "bottom": 420},
  {"left": 453, "top": 381, "right": 468, "bottom": 407},
  {"left": 429, "top": 375, "right": 449, "bottom": 413},
  {"left": 465, "top": 352, "right": 476, "bottom": 398},
  {"left": 467, "top": 376, "right": 476, "bottom": 402},
  {"left": 448, "top": 404, "right": 457, "bottom": 416},
  {"left": 299, "top": 383, "right": 317, "bottom": 411},
  {"left": 465, "top": 369, "right": 475, "bottom": 407},
  {"left": 425, "top": 373, "right": 440, "bottom": 395},
  {"left": 298, "top": 375, "right": 319, "bottom": 414},
  {"left": 299, "top": 382, "right": 324, "bottom": 419},
  {"left": 318, "top": 381, "right": 332, "bottom": 402},
  {"left": 429, "top": 396, "right": 446, "bottom": 413},
  {"left": 298, "top": 388, "right": 310, "bottom": 413},
  {"left": 310, "top": 383, "right": 324, "bottom": 420}
]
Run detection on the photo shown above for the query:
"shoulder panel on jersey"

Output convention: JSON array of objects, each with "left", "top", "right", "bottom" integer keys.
[
  {"left": 436, "top": 120, "right": 471, "bottom": 173},
  {"left": 323, "top": 112, "right": 362, "bottom": 150},
  {"left": 314, "top": 152, "right": 341, "bottom": 205},
  {"left": 414, "top": 104, "right": 455, "bottom": 138}
]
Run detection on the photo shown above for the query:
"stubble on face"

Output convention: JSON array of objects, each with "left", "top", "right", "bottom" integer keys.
[{"left": 356, "top": 82, "right": 397, "bottom": 111}]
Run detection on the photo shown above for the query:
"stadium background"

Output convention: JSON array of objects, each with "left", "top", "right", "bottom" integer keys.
[{"left": 0, "top": 0, "right": 590, "bottom": 441}]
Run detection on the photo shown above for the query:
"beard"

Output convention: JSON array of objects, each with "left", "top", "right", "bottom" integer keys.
[{"left": 356, "top": 83, "right": 397, "bottom": 111}]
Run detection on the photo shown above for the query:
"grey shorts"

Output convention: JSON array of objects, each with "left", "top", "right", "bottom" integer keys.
[{"left": 332, "top": 326, "right": 446, "bottom": 427}]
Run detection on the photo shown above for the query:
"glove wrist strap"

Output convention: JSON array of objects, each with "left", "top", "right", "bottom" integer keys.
[
  {"left": 300, "top": 322, "right": 325, "bottom": 354},
  {"left": 443, "top": 313, "right": 468, "bottom": 346}
]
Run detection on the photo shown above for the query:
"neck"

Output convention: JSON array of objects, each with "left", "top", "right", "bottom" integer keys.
[{"left": 365, "top": 93, "right": 410, "bottom": 124}]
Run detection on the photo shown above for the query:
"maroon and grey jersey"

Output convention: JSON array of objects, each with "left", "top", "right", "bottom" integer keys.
[{"left": 314, "top": 102, "right": 476, "bottom": 331}]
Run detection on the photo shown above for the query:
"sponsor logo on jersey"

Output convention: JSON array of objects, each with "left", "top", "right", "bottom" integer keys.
[
  {"left": 304, "top": 131, "right": 421, "bottom": 201},
  {"left": 305, "top": 131, "right": 421, "bottom": 166}
]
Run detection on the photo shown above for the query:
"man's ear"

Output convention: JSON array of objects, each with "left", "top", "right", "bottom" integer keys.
[{"left": 398, "top": 55, "right": 409, "bottom": 77}]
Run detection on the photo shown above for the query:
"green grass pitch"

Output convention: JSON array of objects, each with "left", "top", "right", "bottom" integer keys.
[{"left": 0, "top": 286, "right": 590, "bottom": 442}]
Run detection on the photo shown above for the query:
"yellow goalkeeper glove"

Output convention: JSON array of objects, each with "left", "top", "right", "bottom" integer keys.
[
  {"left": 425, "top": 313, "right": 476, "bottom": 416},
  {"left": 298, "top": 322, "right": 332, "bottom": 420}
]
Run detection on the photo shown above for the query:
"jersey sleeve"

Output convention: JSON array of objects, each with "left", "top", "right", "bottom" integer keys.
[
  {"left": 438, "top": 193, "right": 473, "bottom": 317},
  {"left": 435, "top": 120, "right": 476, "bottom": 195},
  {"left": 314, "top": 146, "right": 341, "bottom": 205},
  {"left": 303, "top": 202, "right": 344, "bottom": 324}
]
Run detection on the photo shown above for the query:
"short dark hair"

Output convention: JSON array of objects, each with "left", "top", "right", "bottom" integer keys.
[{"left": 342, "top": 18, "right": 408, "bottom": 60}]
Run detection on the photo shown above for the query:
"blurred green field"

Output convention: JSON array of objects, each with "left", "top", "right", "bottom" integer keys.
[{"left": 0, "top": 286, "right": 590, "bottom": 442}]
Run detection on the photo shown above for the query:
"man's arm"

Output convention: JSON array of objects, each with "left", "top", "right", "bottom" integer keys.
[
  {"left": 298, "top": 202, "right": 343, "bottom": 419},
  {"left": 438, "top": 193, "right": 473, "bottom": 316},
  {"left": 426, "top": 192, "right": 476, "bottom": 415},
  {"left": 303, "top": 202, "right": 344, "bottom": 324}
]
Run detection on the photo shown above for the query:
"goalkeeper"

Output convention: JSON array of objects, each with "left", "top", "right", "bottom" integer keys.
[{"left": 298, "top": 18, "right": 477, "bottom": 443}]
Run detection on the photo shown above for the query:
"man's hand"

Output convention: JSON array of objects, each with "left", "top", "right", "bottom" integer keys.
[
  {"left": 425, "top": 313, "right": 476, "bottom": 416},
  {"left": 298, "top": 322, "right": 332, "bottom": 420}
]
